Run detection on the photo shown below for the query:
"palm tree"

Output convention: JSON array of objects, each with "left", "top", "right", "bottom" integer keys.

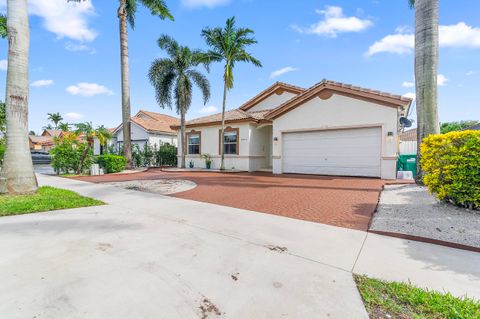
[
  {"left": 58, "top": 122, "right": 70, "bottom": 132},
  {"left": 74, "top": 123, "right": 112, "bottom": 174},
  {"left": 409, "top": 0, "right": 440, "bottom": 181},
  {"left": 148, "top": 35, "right": 210, "bottom": 168},
  {"left": 0, "top": 0, "right": 38, "bottom": 194},
  {"left": 42, "top": 124, "right": 53, "bottom": 130},
  {"left": 47, "top": 112, "right": 63, "bottom": 129},
  {"left": 201, "top": 17, "right": 262, "bottom": 170},
  {"left": 69, "top": 0, "right": 173, "bottom": 168}
]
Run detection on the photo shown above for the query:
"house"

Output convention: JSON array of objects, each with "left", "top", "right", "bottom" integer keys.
[
  {"left": 464, "top": 123, "right": 480, "bottom": 130},
  {"left": 29, "top": 129, "right": 64, "bottom": 152},
  {"left": 29, "top": 135, "right": 55, "bottom": 152},
  {"left": 399, "top": 128, "right": 417, "bottom": 155},
  {"left": 172, "top": 80, "right": 412, "bottom": 179},
  {"left": 94, "top": 110, "right": 180, "bottom": 155}
]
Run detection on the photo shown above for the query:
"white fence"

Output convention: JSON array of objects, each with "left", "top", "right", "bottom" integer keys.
[{"left": 399, "top": 141, "right": 417, "bottom": 155}]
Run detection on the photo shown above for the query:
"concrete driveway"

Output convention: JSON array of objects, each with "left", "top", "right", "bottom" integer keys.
[
  {"left": 74, "top": 169, "right": 385, "bottom": 231},
  {"left": 1, "top": 175, "right": 479, "bottom": 319}
]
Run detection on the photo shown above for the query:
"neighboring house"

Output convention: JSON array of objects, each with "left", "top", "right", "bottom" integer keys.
[
  {"left": 29, "top": 135, "right": 55, "bottom": 152},
  {"left": 399, "top": 128, "right": 417, "bottom": 155},
  {"left": 94, "top": 110, "right": 179, "bottom": 155},
  {"left": 42, "top": 129, "right": 63, "bottom": 138},
  {"left": 172, "top": 80, "right": 412, "bottom": 179},
  {"left": 464, "top": 123, "right": 480, "bottom": 130}
]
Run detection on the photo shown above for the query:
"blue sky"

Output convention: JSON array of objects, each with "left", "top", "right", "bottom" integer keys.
[{"left": 0, "top": 0, "right": 479, "bottom": 133}]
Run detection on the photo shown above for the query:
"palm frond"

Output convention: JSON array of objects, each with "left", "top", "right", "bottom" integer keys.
[
  {"left": 126, "top": 0, "right": 137, "bottom": 29},
  {"left": 186, "top": 70, "right": 211, "bottom": 105},
  {"left": 148, "top": 58, "right": 176, "bottom": 109},
  {"left": 157, "top": 34, "right": 180, "bottom": 58},
  {"left": 409, "top": 0, "right": 415, "bottom": 8},
  {"left": 139, "top": 0, "right": 174, "bottom": 20}
]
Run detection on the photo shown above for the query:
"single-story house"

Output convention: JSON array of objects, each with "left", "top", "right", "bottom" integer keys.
[
  {"left": 172, "top": 80, "right": 412, "bottom": 179},
  {"left": 29, "top": 129, "right": 64, "bottom": 152},
  {"left": 94, "top": 110, "right": 179, "bottom": 155},
  {"left": 29, "top": 135, "right": 55, "bottom": 152}
]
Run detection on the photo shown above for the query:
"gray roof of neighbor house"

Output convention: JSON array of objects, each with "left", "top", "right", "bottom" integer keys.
[
  {"left": 173, "top": 79, "right": 413, "bottom": 129},
  {"left": 113, "top": 110, "right": 180, "bottom": 135},
  {"left": 464, "top": 123, "right": 480, "bottom": 130}
]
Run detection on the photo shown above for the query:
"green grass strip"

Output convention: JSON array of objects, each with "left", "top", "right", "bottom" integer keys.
[
  {"left": 354, "top": 275, "right": 480, "bottom": 319},
  {"left": 0, "top": 186, "right": 104, "bottom": 216}
]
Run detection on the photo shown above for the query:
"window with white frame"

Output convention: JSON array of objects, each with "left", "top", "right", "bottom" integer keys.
[
  {"left": 187, "top": 133, "right": 200, "bottom": 154},
  {"left": 222, "top": 129, "right": 238, "bottom": 155}
]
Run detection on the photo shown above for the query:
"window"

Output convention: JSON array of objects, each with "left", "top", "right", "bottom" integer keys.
[
  {"left": 219, "top": 128, "right": 239, "bottom": 155},
  {"left": 187, "top": 132, "right": 200, "bottom": 155}
]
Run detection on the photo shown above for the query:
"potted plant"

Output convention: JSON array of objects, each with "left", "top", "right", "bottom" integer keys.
[
  {"left": 202, "top": 153, "right": 212, "bottom": 169},
  {"left": 189, "top": 160, "right": 194, "bottom": 168}
]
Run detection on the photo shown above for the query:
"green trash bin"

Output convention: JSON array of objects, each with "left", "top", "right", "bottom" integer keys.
[{"left": 397, "top": 154, "right": 417, "bottom": 178}]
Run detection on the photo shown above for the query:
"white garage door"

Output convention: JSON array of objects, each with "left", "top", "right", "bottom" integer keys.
[{"left": 282, "top": 127, "right": 382, "bottom": 177}]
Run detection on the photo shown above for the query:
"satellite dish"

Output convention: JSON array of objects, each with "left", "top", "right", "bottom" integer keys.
[{"left": 399, "top": 117, "right": 412, "bottom": 128}]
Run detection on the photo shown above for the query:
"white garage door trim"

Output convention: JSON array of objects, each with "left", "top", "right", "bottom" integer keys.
[{"left": 282, "top": 126, "right": 382, "bottom": 177}]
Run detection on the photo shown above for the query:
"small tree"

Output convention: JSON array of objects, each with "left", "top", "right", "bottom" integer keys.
[
  {"left": 47, "top": 112, "right": 63, "bottom": 129},
  {"left": 74, "top": 123, "right": 112, "bottom": 173}
]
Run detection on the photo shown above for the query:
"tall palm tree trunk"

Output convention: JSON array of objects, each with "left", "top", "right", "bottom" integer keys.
[
  {"left": 180, "top": 110, "right": 186, "bottom": 168},
  {"left": 118, "top": 0, "right": 133, "bottom": 168},
  {"left": 414, "top": 0, "right": 439, "bottom": 182},
  {"left": 219, "top": 77, "right": 228, "bottom": 170},
  {"left": 0, "top": 0, "right": 37, "bottom": 194}
]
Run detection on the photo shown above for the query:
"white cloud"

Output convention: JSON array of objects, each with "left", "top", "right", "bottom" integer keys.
[
  {"left": 366, "top": 22, "right": 480, "bottom": 56},
  {"left": 181, "top": 0, "right": 230, "bottom": 8},
  {"left": 437, "top": 74, "right": 448, "bottom": 86},
  {"left": 270, "top": 67, "right": 298, "bottom": 79},
  {"left": 467, "top": 70, "right": 476, "bottom": 76},
  {"left": 402, "top": 81, "right": 415, "bottom": 88},
  {"left": 292, "top": 6, "right": 373, "bottom": 37},
  {"left": 199, "top": 105, "right": 219, "bottom": 114},
  {"left": 66, "top": 83, "right": 113, "bottom": 97},
  {"left": 65, "top": 42, "right": 96, "bottom": 54},
  {"left": 0, "top": 59, "right": 7, "bottom": 71},
  {"left": 402, "top": 92, "right": 416, "bottom": 100},
  {"left": 0, "top": 0, "right": 96, "bottom": 42},
  {"left": 31, "top": 79, "right": 54, "bottom": 87},
  {"left": 64, "top": 112, "right": 84, "bottom": 121}
]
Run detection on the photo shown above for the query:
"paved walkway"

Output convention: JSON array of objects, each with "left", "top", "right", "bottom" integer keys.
[
  {"left": 74, "top": 169, "right": 385, "bottom": 231},
  {"left": 0, "top": 175, "right": 478, "bottom": 319}
]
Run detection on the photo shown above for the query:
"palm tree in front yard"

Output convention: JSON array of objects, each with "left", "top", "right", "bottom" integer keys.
[
  {"left": 0, "top": 0, "right": 38, "bottom": 194},
  {"left": 74, "top": 123, "right": 112, "bottom": 174},
  {"left": 409, "top": 0, "right": 440, "bottom": 182},
  {"left": 69, "top": 0, "right": 173, "bottom": 168},
  {"left": 148, "top": 35, "right": 211, "bottom": 168},
  {"left": 47, "top": 112, "right": 63, "bottom": 129},
  {"left": 201, "top": 17, "right": 262, "bottom": 170}
]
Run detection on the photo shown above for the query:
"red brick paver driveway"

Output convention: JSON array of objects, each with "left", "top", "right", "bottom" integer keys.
[{"left": 73, "top": 169, "right": 385, "bottom": 231}]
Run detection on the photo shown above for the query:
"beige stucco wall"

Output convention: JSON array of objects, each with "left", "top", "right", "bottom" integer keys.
[
  {"left": 272, "top": 93, "right": 399, "bottom": 179},
  {"left": 177, "top": 122, "right": 272, "bottom": 171},
  {"left": 247, "top": 91, "right": 298, "bottom": 112}
]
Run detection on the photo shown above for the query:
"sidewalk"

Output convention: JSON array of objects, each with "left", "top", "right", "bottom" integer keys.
[{"left": 0, "top": 175, "right": 478, "bottom": 318}]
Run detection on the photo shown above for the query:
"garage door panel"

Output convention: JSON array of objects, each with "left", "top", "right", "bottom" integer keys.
[{"left": 282, "top": 128, "right": 381, "bottom": 177}]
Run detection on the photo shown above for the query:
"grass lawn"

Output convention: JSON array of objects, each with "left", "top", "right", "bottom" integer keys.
[
  {"left": 354, "top": 275, "right": 480, "bottom": 319},
  {"left": 0, "top": 186, "right": 104, "bottom": 216}
]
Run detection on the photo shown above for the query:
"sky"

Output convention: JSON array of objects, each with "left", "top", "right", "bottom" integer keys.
[{"left": 0, "top": 0, "right": 479, "bottom": 133}]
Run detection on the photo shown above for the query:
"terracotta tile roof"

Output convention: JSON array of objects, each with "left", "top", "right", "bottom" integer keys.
[
  {"left": 114, "top": 110, "right": 180, "bottom": 135},
  {"left": 399, "top": 128, "right": 417, "bottom": 141},
  {"left": 29, "top": 135, "right": 54, "bottom": 146},
  {"left": 178, "top": 109, "right": 272, "bottom": 128},
  {"left": 43, "top": 129, "right": 62, "bottom": 137},
  {"left": 265, "top": 79, "right": 412, "bottom": 119},
  {"left": 176, "top": 79, "right": 412, "bottom": 128}
]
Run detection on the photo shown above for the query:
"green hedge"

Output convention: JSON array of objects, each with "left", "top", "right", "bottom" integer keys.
[
  {"left": 421, "top": 130, "right": 480, "bottom": 209},
  {"left": 96, "top": 154, "right": 127, "bottom": 174}
]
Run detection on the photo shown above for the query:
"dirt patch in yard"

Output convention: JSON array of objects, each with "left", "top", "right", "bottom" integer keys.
[{"left": 102, "top": 179, "right": 197, "bottom": 195}]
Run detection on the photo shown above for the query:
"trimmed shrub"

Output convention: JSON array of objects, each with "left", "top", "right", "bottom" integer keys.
[
  {"left": 50, "top": 136, "right": 92, "bottom": 174},
  {"left": 421, "top": 130, "right": 480, "bottom": 209},
  {"left": 156, "top": 143, "right": 177, "bottom": 167},
  {"left": 96, "top": 154, "right": 127, "bottom": 174},
  {"left": 0, "top": 138, "right": 5, "bottom": 166}
]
